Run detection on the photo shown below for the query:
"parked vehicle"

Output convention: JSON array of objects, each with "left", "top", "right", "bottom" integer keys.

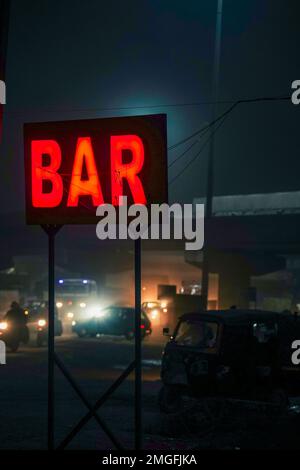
[
  {"left": 72, "top": 306, "right": 152, "bottom": 340},
  {"left": 159, "top": 309, "right": 300, "bottom": 413}
]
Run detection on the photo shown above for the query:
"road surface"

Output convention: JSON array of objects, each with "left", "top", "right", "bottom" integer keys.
[
  {"left": 3, "top": 329, "right": 299, "bottom": 450},
  {"left": 0, "top": 331, "right": 174, "bottom": 450}
]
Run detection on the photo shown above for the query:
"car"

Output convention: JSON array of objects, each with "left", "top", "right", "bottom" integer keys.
[
  {"left": 72, "top": 306, "right": 152, "bottom": 340},
  {"left": 159, "top": 309, "right": 300, "bottom": 414}
]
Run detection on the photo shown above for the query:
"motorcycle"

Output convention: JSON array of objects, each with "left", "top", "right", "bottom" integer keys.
[
  {"left": 36, "top": 317, "right": 63, "bottom": 347},
  {"left": 0, "top": 320, "right": 29, "bottom": 352}
]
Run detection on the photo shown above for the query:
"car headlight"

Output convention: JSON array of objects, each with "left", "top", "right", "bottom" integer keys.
[
  {"left": 87, "top": 305, "right": 104, "bottom": 318},
  {"left": 56, "top": 302, "right": 63, "bottom": 308},
  {"left": 79, "top": 302, "right": 86, "bottom": 308},
  {"left": 94, "top": 311, "right": 106, "bottom": 318},
  {"left": 67, "top": 312, "right": 74, "bottom": 319},
  {"left": 38, "top": 319, "right": 46, "bottom": 327},
  {"left": 150, "top": 309, "right": 159, "bottom": 320},
  {"left": 0, "top": 321, "right": 8, "bottom": 330},
  {"left": 147, "top": 302, "right": 155, "bottom": 308}
]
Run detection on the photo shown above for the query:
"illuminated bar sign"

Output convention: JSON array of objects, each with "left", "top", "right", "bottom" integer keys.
[{"left": 24, "top": 114, "right": 167, "bottom": 224}]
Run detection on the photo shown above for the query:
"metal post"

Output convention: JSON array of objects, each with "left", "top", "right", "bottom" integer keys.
[
  {"left": 48, "top": 227, "right": 55, "bottom": 450},
  {"left": 134, "top": 237, "right": 142, "bottom": 450},
  {"left": 0, "top": 0, "right": 10, "bottom": 143},
  {"left": 201, "top": 0, "right": 223, "bottom": 309},
  {"left": 42, "top": 224, "right": 61, "bottom": 450}
]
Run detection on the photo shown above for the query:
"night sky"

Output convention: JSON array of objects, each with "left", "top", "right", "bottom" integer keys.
[{"left": 1, "top": 0, "right": 300, "bottom": 214}]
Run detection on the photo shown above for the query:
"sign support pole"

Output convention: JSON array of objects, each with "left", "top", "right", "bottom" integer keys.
[
  {"left": 42, "top": 224, "right": 61, "bottom": 450},
  {"left": 40, "top": 225, "right": 143, "bottom": 451},
  {"left": 201, "top": 0, "right": 223, "bottom": 308},
  {"left": 134, "top": 237, "right": 142, "bottom": 450},
  {"left": 48, "top": 227, "right": 55, "bottom": 450},
  {"left": 0, "top": 0, "right": 10, "bottom": 144}
]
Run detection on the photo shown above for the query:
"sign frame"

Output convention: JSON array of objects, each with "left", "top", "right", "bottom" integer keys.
[{"left": 24, "top": 113, "right": 168, "bottom": 225}]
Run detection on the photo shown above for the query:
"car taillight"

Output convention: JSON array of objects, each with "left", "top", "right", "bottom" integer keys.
[{"left": 140, "top": 324, "right": 145, "bottom": 329}]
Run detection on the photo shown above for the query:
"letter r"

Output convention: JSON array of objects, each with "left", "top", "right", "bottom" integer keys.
[{"left": 110, "top": 134, "right": 147, "bottom": 205}]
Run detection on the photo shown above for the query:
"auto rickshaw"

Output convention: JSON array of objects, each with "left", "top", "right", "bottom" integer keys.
[{"left": 159, "top": 309, "right": 300, "bottom": 413}]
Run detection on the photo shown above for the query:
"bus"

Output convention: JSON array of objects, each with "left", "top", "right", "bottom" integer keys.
[{"left": 55, "top": 278, "right": 99, "bottom": 323}]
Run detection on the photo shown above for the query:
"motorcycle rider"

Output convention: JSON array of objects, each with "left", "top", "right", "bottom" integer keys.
[
  {"left": 4, "top": 301, "right": 28, "bottom": 341},
  {"left": 4, "top": 301, "right": 27, "bottom": 326},
  {"left": 1, "top": 301, "right": 29, "bottom": 351}
]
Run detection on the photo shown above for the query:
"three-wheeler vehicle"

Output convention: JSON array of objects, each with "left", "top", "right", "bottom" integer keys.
[{"left": 159, "top": 309, "right": 300, "bottom": 413}]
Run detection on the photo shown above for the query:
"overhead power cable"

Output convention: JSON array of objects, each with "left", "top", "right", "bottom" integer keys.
[
  {"left": 168, "top": 114, "right": 228, "bottom": 185},
  {"left": 168, "top": 94, "right": 289, "bottom": 185},
  {"left": 168, "top": 95, "right": 289, "bottom": 151}
]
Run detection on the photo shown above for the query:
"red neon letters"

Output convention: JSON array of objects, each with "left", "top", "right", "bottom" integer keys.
[
  {"left": 30, "top": 135, "right": 147, "bottom": 208},
  {"left": 67, "top": 137, "right": 104, "bottom": 207},
  {"left": 111, "top": 135, "right": 146, "bottom": 205},
  {"left": 31, "top": 140, "right": 63, "bottom": 208}
]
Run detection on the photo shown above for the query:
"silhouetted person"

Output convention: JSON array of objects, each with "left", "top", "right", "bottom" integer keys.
[{"left": 4, "top": 301, "right": 27, "bottom": 327}]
